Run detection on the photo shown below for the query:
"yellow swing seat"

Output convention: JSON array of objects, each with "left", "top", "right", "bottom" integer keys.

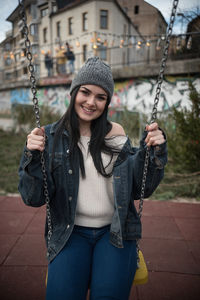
[{"left": 133, "top": 250, "right": 148, "bottom": 285}]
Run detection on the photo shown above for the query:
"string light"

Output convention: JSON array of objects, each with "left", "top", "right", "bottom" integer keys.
[
  {"left": 187, "top": 36, "right": 192, "bottom": 50},
  {"left": 146, "top": 40, "right": 150, "bottom": 47},
  {"left": 120, "top": 39, "right": 124, "bottom": 48},
  {"left": 103, "top": 39, "right": 108, "bottom": 47},
  {"left": 76, "top": 40, "right": 80, "bottom": 47},
  {"left": 156, "top": 38, "right": 161, "bottom": 50}
]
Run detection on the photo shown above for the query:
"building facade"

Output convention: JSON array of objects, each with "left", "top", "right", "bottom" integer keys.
[{"left": 0, "top": 0, "right": 168, "bottom": 85}]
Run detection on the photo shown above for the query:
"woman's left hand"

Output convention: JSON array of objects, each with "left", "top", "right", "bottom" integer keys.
[{"left": 145, "top": 122, "right": 165, "bottom": 147}]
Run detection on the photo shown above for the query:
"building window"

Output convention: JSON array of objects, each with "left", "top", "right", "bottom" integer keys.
[
  {"left": 30, "top": 24, "right": 38, "bottom": 35},
  {"left": 30, "top": 4, "right": 37, "bottom": 19},
  {"left": 56, "top": 21, "right": 60, "bottom": 38},
  {"left": 5, "top": 73, "right": 12, "bottom": 80},
  {"left": 41, "top": 7, "right": 48, "bottom": 18},
  {"left": 100, "top": 10, "right": 108, "bottom": 29},
  {"left": 43, "top": 27, "right": 47, "bottom": 43},
  {"left": 134, "top": 5, "right": 139, "bottom": 14},
  {"left": 68, "top": 17, "right": 73, "bottom": 35},
  {"left": 52, "top": 4, "right": 57, "bottom": 13},
  {"left": 82, "top": 12, "right": 88, "bottom": 31},
  {"left": 83, "top": 44, "right": 87, "bottom": 62},
  {"left": 23, "top": 67, "right": 28, "bottom": 74},
  {"left": 123, "top": 7, "right": 128, "bottom": 14},
  {"left": 5, "top": 57, "right": 12, "bottom": 66},
  {"left": 5, "top": 43, "right": 11, "bottom": 51},
  {"left": 98, "top": 44, "right": 107, "bottom": 60}
]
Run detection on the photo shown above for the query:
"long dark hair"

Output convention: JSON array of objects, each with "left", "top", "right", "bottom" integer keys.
[{"left": 52, "top": 86, "right": 120, "bottom": 178}]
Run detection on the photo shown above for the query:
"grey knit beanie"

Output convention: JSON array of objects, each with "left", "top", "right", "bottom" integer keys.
[{"left": 70, "top": 56, "right": 114, "bottom": 100}]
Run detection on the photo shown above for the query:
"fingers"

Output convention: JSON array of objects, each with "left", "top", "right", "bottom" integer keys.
[
  {"left": 145, "top": 123, "right": 165, "bottom": 147},
  {"left": 27, "top": 127, "right": 45, "bottom": 152}
]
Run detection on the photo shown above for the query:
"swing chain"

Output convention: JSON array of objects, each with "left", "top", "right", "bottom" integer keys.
[
  {"left": 18, "top": 0, "right": 52, "bottom": 248},
  {"left": 150, "top": 0, "right": 179, "bottom": 124},
  {"left": 138, "top": 0, "right": 179, "bottom": 219},
  {"left": 136, "top": 0, "right": 179, "bottom": 263}
]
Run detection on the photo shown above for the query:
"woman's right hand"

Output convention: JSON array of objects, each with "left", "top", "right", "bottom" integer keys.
[{"left": 27, "top": 127, "right": 45, "bottom": 152}]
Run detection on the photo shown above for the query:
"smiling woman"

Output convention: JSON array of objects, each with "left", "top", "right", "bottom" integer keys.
[{"left": 18, "top": 56, "right": 167, "bottom": 300}]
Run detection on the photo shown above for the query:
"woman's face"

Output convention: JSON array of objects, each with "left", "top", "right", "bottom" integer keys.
[{"left": 75, "top": 85, "right": 108, "bottom": 126}]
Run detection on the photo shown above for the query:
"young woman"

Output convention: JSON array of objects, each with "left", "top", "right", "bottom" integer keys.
[{"left": 18, "top": 57, "right": 167, "bottom": 300}]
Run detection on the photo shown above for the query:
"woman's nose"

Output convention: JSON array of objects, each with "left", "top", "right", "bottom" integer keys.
[{"left": 86, "top": 95, "right": 95, "bottom": 106}]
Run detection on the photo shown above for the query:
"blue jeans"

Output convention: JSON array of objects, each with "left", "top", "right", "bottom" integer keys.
[{"left": 46, "top": 225, "right": 137, "bottom": 300}]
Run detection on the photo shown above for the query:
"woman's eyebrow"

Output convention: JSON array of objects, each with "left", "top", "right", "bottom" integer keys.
[{"left": 81, "top": 86, "right": 107, "bottom": 97}]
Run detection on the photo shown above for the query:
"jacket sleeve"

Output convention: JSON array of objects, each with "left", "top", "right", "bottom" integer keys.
[
  {"left": 131, "top": 131, "right": 168, "bottom": 200},
  {"left": 18, "top": 145, "right": 55, "bottom": 207}
]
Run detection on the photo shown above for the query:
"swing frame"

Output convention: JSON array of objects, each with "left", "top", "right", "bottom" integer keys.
[{"left": 18, "top": 0, "right": 179, "bottom": 287}]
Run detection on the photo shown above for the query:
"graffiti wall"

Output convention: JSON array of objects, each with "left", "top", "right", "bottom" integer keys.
[
  {"left": 111, "top": 76, "right": 200, "bottom": 116},
  {"left": 0, "top": 77, "right": 199, "bottom": 118}
]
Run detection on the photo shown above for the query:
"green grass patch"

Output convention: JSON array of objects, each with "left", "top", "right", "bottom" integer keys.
[{"left": 0, "top": 130, "right": 26, "bottom": 194}]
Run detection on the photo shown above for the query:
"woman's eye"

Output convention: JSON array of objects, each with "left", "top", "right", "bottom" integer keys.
[
  {"left": 98, "top": 97, "right": 107, "bottom": 101},
  {"left": 81, "top": 90, "right": 88, "bottom": 95}
]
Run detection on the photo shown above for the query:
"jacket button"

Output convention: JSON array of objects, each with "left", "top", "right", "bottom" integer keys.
[
  {"left": 68, "top": 169, "right": 73, "bottom": 174},
  {"left": 66, "top": 149, "right": 69, "bottom": 154},
  {"left": 69, "top": 196, "right": 72, "bottom": 201},
  {"left": 67, "top": 224, "right": 70, "bottom": 229}
]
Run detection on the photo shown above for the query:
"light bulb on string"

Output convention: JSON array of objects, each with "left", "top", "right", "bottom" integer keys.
[
  {"left": 156, "top": 38, "right": 161, "bottom": 50},
  {"left": 161, "top": 35, "right": 165, "bottom": 41},
  {"left": 186, "top": 36, "right": 192, "bottom": 50},
  {"left": 176, "top": 37, "right": 181, "bottom": 50},
  {"left": 146, "top": 40, "right": 150, "bottom": 47},
  {"left": 93, "top": 44, "right": 98, "bottom": 49},
  {"left": 104, "top": 39, "right": 108, "bottom": 47},
  {"left": 120, "top": 39, "right": 124, "bottom": 48},
  {"left": 76, "top": 40, "right": 80, "bottom": 47}
]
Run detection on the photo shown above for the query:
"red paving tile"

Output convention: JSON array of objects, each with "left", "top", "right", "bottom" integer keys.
[
  {"left": 142, "top": 200, "right": 172, "bottom": 217},
  {"left": 136, "top": 271, "right": 200, "bottom": 300},
  {"left": 25, "top": 213, "right": 46, "bottom": 234},
  {"left": 175, "top": 217, "right": 200, "bottom": 241},
  {"left": 140, "top": 238, "right": 200, "bottom": 274},
  {"left": 186, "top": 240, "right": 200, "bottom": 268},
  {"left": 167, "top": 202, "right": 200, "bottom": 218},
  {"left": 0, "top": 212, "right": 35, "bottom": 234},
  {"left": 142, "top": 216, "right": 183, "bottom": 240},
  {"left": 0, "top": 196, "right": 38, "bottom": 213},
  {"left": 0, "top": 266, "right": 46, "bottom": 300},
  {"left": 4, "top": 235, "right": 47, "bottom": 266},
  {"left": 0, "top": 195, "right": 200, "bottom": 300},
  {"left": 0, "top": 234, "right": 19, "bottom": 264}
]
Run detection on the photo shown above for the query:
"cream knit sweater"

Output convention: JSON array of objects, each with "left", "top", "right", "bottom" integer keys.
[{"left": 75, "top": 135, "right": 127, "bottom": 228}]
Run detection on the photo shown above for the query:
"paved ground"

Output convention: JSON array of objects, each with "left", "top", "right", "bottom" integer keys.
[{"left": 0, "top": 195, "right": 199, "bottom": 300}]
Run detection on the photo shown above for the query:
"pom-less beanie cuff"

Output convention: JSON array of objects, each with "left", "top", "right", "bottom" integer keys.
[{"left": 70, "top": 56, "right": 114, "bottom": 100}]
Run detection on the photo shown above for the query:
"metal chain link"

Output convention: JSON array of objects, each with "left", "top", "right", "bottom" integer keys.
[
  {"left": 136, "top": 0, "right": 179, "bottom": 264},
  {"left": 18, "top": 0, "right": 52, "bottom": 252}
]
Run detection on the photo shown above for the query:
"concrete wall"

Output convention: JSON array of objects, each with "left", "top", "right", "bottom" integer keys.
[{"left": 0, "top": 76, "right": 199, "bottom": 130}]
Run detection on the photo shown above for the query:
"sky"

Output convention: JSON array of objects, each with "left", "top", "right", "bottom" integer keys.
[{"left": 0, "top": 0, "right": 199, "bottom": 43}]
